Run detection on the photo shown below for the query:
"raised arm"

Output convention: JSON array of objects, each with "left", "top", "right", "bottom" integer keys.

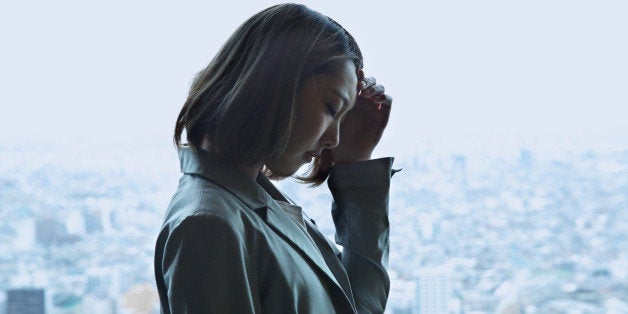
[{"left": 328, "top": 157, "right": 395, "bottom": 313}]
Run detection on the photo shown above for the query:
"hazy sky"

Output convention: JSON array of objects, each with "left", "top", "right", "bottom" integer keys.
[{"left": 1, "top": 1, "right": 626, "bottom": 150}]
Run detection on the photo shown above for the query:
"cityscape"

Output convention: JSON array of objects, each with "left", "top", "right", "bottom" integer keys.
[{"left": 1, "top": 138, "right": 626, "bottom": 313}]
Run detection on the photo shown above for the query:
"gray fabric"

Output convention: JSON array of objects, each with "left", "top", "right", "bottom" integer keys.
[{"left": 154, "top": 147, "right": 394, "bottom": 313}]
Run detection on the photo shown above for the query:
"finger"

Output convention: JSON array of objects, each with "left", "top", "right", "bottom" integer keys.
[
  {"left": 359, "top": 76, "right": 376, "bottom": 90},
  {"left": 361, "top": 84, "right": 385, "bottom": 98},
  {"left": 378, "top": 94, "right": 393, "bottom": 106},
  {"left": 369, "top": 94, "right": 392, "bottom": 110},
  {"left": 368, "top": 93, "right": 386, "bottom": 103},
  {"left": 378, "top": 94, "right": 393, "bottom": 113}
]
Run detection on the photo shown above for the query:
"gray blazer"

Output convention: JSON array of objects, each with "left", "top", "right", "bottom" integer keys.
[{"left": 154, "top": 147, "right": 394, "bottom": 313}]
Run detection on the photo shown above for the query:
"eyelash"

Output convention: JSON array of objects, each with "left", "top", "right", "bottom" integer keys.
[{"left": 325, "top": 102, "right": 338, "bottom": 118}]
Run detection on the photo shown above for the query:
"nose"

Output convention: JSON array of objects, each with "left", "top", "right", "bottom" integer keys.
[{"left": 322, "top": 122, "right": 340, "bottom": 149}]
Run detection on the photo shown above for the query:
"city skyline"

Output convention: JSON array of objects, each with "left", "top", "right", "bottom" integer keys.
[{"left": 2, "top": 140, "right": 625, "bottom": 313}]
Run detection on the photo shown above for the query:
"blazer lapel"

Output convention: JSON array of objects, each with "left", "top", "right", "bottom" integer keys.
[
  {"left": 255, "top": 176, "right": 355, "bottom": 309},
  {"left": 178, "top": 147, "right": 354, "bottom": 310},
  {"left": 304, "top": 219, "right": 355, "bottom": 306},
  {"left": 253, "top": 203, "right": 343, "bottom": 290},
  {"left": 255, "top": 204, "right": 355, "bottom": 312}
]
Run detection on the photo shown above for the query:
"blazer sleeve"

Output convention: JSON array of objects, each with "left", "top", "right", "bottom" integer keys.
[
  {"left": 328, "top": 157, "right": 395, "bottom": 314},
  {"left": 157, "top": 214, "right": 260, "bottom": 314}
]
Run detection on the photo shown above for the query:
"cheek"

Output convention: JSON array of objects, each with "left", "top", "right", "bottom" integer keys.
[{"left": 292, "top": 114, "right": 328, "bottom": 142}]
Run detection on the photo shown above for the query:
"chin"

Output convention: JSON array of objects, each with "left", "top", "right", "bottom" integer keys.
[{"left": 266, "top": 161, "right": 303, "bottom": 178}]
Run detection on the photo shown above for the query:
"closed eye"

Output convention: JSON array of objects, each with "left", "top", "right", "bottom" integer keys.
[{"left": 325, "top": 102, "right": 338, "bottom": 118}]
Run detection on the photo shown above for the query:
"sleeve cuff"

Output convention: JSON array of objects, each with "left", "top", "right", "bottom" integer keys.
[{"left": 328, "top": 157, "right": 396, "bottom": 191}]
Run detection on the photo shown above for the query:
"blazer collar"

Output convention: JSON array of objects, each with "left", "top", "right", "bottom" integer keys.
[
  {"left": 179, "top": 146, "right": 270, "bottom": 209},
  {"left": 178, "top": 147, "right": 351, "bottom": 305}
]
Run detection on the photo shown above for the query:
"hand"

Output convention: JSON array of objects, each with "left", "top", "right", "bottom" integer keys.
[{"left": 332, "top": 70, "right": 392, "bottom": 164}]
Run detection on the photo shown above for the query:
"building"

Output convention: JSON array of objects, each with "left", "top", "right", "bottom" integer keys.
[
  {"left": 415, "top": 270, "right": 452, "bottom": 314},
  {"left": 6, "top": 288, "right": 45, "bottom": 314}
]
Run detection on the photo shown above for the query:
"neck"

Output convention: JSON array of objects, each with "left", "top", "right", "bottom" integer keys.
[
  {"left": 202, "top": 135, "right": 261, "bottom": 181},
  {"left": 237, "top": 163, "right": 264, "bottom": 181}
]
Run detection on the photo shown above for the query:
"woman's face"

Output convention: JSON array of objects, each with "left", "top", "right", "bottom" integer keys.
[{"left": 265, "top": 60, "right": 358, "bottom": 177}]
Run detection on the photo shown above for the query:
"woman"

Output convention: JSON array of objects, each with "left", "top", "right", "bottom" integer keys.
[{"left": 154, "top": 4, "right": 395, "bottom": 313}]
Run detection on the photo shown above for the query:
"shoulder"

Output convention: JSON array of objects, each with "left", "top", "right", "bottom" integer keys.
[
  {"left": 160, "top": 173, "right": 263, "bottom": 240},
  {"left": 168, "top": 174, "right": 245, "bottom": 218},
  {"left": 155, "top": 174, "right": 270, "bottom": 271}
]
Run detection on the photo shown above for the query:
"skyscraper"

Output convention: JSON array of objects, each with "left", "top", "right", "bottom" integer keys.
[
  {"left": 6, "top": 288, "right": 45, "bottom": 314},
  {"left": 415, "top": 271, "right": 452, "bottom": 314}
]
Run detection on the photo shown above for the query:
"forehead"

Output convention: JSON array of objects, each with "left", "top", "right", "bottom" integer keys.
[{"left": 315, "top": 61, "right": 358, "bottom": 99}]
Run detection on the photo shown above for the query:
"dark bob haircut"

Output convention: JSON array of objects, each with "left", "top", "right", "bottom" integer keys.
[{"left": 174, "top": 3, "right": 363, "bottom": 185}]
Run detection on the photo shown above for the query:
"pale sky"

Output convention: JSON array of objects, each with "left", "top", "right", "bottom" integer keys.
[{"left": 1, "top": 1, "right": 626, "bottom": 151}]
